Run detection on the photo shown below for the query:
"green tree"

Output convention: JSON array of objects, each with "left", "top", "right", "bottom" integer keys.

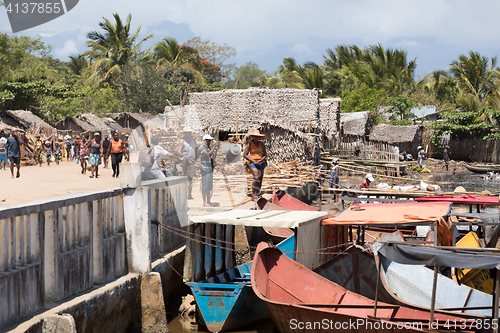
[
  {"left": 229, "top": 62, "right": 267, "bottom": 89},
  {"left": 449, "top": 51, "right": 500, "bottom": 114},
  {"left": 83, "top": 13, "right": 152, "bottom": 85},
  {"left": 154, "top": 37, "right": 201, "bottom": 69},
  {"left": 386, "top": 96, "right": 419, "bottom": 123},
  {"left": 185, "top": 37, "right": 236, "bottom": 77},
  {"left": 68, "top": 54, "right": 90, "bottom": 76}
]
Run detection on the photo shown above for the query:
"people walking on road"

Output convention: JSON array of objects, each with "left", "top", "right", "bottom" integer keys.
[
  {"left": 244, "top": 129, "right": 267, "bottom": 201},
  {"left": 106, "top": 132, "right": 125, "bottom": 178},
  {"left": 79, "top": 135, "right": 88, "bottom": 174},
  {"left": 45, "top": 141, "right": 52, "bottom": 166},
  {"left": 88, "top": 132, "right": 102, "bottom": 178},
  {"left": 35, "top": 135, "right": 44, "bottom": 166},
  {"left": 65, "top": 135, "right": 72, "bottom": 161},
  {"left": 123, "top": 134, "right": 130, "bottom": 162},
  {"left": 143, "top": 135, "right": 177, "bottom": 180},
  {"left": 178, "top": 127, "right": 198, "bottom": 199},
  {"left": 0, "top": 133, "right": 7, "bottom": 170},
  {"left": 54, "top": 142, "right": 61, "bottom": 164},
  {"left": 198, "top": 134, "right": 219, "bottom": 207},
  {"left": 442, "top": 146, "right": 450, "bottom": 171},
  {"left": 6, "top": 129, "right": 22, "bottom": 178},
  {"left": 102, "top": 134, "right": 111, "bottom": 168}
]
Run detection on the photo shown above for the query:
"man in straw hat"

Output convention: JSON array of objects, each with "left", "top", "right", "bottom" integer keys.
[
  {"left": 198, "top": 134, "right": 219, "bottom": 207},
  {"left": 244, "top": 129, "right": 267, "bottom": 200},
  {"left": 178, "top": 126, "right": 198, "bottom": 199}
]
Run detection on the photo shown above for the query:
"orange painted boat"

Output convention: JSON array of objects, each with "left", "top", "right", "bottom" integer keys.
[{"left": 251, "top": 243, "right": 482, "bottom": 332}]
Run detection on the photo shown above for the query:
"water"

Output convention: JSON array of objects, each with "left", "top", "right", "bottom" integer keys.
[
  {"left": 428, "top": 172, "right": 500, "bottom": 193},
  {"left": 168, "top": 316, "right": 275, "bottom": 333}
]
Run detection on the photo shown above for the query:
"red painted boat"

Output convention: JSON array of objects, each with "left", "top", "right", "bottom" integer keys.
[
  {"left": 255, "top": 197, "right": 295, "bottom": 244},
  {"left": 415, "top": 195, "right": 499, "bottom": 205},
  {"left": 271, "top": 189, "right": 348, "bottom": 259},
  {"left": 251, "top": 243, "right": 482, "bottom": 332}
]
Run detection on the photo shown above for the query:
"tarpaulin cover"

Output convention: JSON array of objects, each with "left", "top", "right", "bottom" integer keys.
[
  {"left": 190, "top": 209, "right": 328, "bottom": 228},
  {"left": 322, "top": 202, "right": 451, "bottom": 225},
  {"left": 416, "top": 195, "right": 499, "bottom": 204},
  {"left": 379, "top": 242, "right": 500, "bottom": 270}
]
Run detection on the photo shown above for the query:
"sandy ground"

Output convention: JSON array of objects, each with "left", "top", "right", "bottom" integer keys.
[
  {"left": 0, "top": 159, "right": 121, "bottom": 206},
  {"left": 0, "top": 156, "right": 255, "bottom": 213}
]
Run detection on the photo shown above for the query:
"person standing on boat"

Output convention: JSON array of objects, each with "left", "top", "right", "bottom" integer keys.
[
  {"left": 244, "top": 129, "right": 267, "bottom": 200},
  {"left": 442, "top": 145, "right": 450, "bottom": 171},
  {"left": 417, "top": 146, "right": 426, "bottom": 168},
  {"left": 358, "top": 173, "right": 374, "bottom": 190},
  {"left": 178, "top": 127, "right": 198, "bottom": 199}
]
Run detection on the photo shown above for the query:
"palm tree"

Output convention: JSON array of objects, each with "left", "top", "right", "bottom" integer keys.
[
  {"left": 68, "top": 54, "right": 89, "bottom": 76},
  {"left": 154, "top": 37, "right": 202, "bottom": 70},
  {"left": 449, "top": 51, "right": 500, "bottom": 112},
  {"left": 83, "top": 13, "right": 152, "bottom": 85}
]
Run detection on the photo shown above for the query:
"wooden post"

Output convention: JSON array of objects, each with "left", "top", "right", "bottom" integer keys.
[
  {"left": 235, "top": 120, "right": 239, "bottom": 138},
  {"left": 430, "top": 223, "right": 439, "bottom": 324},
  {"left": 493, "top": 269, "right": 499, "bottom": 324},
  {"left": 374, "top": 257, "right": 382, "bottom": 317}
]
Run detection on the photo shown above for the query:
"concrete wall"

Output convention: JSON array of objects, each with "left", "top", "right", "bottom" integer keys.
[{"left": 0, "top": 176, "right": 188, "bottom": 330}]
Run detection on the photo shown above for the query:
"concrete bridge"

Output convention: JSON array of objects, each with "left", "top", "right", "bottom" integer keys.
[{"left": 0, "top": 176, "right": 188, "bottom": 332}]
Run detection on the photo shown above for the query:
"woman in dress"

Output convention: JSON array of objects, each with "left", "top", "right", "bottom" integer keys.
[
  {"left": 87, "top": 132, "right": 102, "bottom": 178},
  {"left": 243, "top": 129, "right": 267, "bottom": 200}
]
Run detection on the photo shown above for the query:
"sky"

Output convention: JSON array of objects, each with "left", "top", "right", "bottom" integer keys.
[{"left": 2, "top": 0, "right": 500, "bottom": 78}]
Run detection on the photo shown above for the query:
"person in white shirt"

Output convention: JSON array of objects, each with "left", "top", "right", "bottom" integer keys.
[
  {"left": 143, "top": 135, "right": 177, "bottom": 180},
  {"left": 0, "top": 133, "right": 7, "bottom": 170}
]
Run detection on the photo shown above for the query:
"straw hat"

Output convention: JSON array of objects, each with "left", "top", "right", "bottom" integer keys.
[
  {"left": 249, "top": 129, "right": 266, "bottom": 138},
  {"left": 181, "top": 126, "right": 193, "bottom": 133},
  {"left": 203, "top": 134, "right": 214, "bottom": 140}
]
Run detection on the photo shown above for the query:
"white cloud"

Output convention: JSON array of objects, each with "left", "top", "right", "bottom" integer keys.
[{"left": 54, "top": 39, "right": 78, "bottom": 59}]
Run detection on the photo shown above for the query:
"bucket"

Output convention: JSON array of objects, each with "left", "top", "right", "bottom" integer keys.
[{"left": 120, "top": 163, "right": 142, "bottom": 189}]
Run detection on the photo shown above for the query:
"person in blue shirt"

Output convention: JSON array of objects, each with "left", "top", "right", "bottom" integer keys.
[{"left": 6, "top": 129, "right": 23, "bottom": 178}]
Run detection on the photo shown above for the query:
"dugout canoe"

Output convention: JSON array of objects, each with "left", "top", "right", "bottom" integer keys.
[
  {"left": 187, "top": 235, "right": 294, "bottom": 332},
  {"left": 464, "top": 163, "right": 500, "bottom": 174},
  {"left": 251, "top": 243, "right": 483, "bottom": 332}
]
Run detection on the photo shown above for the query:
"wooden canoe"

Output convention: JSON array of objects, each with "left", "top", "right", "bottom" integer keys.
[
  {"left": 464, "top": 163, "right": 500, "bottom": 173},
  {"left": 375, "top": 253, "right": 493, "bottom": 317},
  {"left": 252, "top": 243, "right": 483, "bottom": 332},
  {"left": 187, "top": 235, "right": 295, "bottom": 332}
]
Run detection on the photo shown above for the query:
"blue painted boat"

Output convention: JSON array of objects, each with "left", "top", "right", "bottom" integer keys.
[{"left": 187, "top": 235, "right": 295, "bottom": 332}]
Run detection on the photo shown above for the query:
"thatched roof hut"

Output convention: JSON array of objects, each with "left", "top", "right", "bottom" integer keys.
[
  {"left": 0, "top": 110, "right": 55, "bottom": 134},
  {"left": 245, "top": 119, "right": 318, "bottom": 164},
  {"left": 55, "top": 116, "right": 92, "bottom": 133},
  {"left": 319, "top": 98, "right": 341, "bottom": 140},
  {"left": 341, "top": 112, "right": 370, "bottom": 138},
  {"left": 113, "top": 112, "right": 154, "bottom": 130},
  {"left": 185, "top": 87, "right": 322, "bottom": 134},
  {"left": 369, "top": 124, "right": 422, "bottom": 154}
]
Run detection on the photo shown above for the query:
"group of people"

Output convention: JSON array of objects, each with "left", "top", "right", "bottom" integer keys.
[{"left": 140, "top": 127, "right": 268, "bottom": 206}]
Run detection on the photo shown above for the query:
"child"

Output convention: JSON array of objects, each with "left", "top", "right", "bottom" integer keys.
[
  {"left": 45, "top": 141, "right": 52, "bottom": 166},
  {"left": 35, "top": 135, "right": 44, "bottom": 167},
  {"left": 54, "top": 142, "right": 61, "bottom": 165},
  {"left": 79, "top": 136, "right": 88, "bottom": 174}
]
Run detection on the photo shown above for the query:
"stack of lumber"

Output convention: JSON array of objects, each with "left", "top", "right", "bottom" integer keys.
[{"left": 247, "top": 160, "right": 320, "bottom": 194}]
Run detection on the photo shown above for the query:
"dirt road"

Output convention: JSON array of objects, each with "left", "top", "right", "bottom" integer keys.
[{"left": 0, "top": 160, "right": 121, "bottom": 206}]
